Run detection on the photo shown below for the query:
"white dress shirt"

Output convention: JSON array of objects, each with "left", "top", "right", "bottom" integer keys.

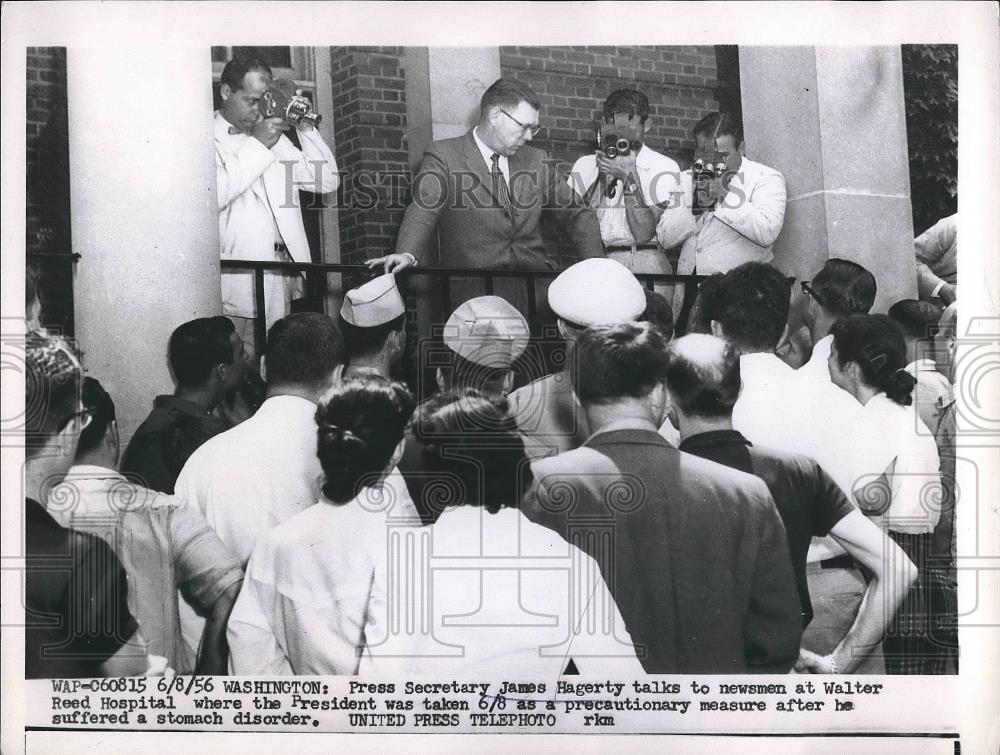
[
  {"left": 858, "top": 394, "right": 941, "bottom": 534},
  {"left": 227, "top": 485, "right": 420, "bottom": 676},
  {"left": 215, "top": 112, "right": 339, "bottom": 322},
  {"left": 797, "top": 333, "right": 834, "bottom": 383},
  {"left": 657, "top": 157, "right": 787, "bottom": 275},
  {"left": 472, "top": 125, "right": 508, "bottom": 182},
  {"left": 568, "top": 145, "right": 683, "bottom": 246},
  {"left": 364, "top": 505, "right": 644, "bottom": 678}
]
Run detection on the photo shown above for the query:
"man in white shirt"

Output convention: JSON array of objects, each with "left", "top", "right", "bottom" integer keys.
[
  {"left": 215, "top": 57, "right": 339, "bottom": 354},
  {"left": 915, "top": 214, "right": 957, "bottom": 305},
  {"left": 794, "top": 258, "right": 877, "bottom": 383},
  {"left": 656, "top": 112, "right": 787, "bottom": 327},
  {"left": 702, "top": 262, "right": 890, "bottom": 673},
  {"left": 567, "top": 89, "right": 683, "bottom": 303},
  {"left": 174, "top": 312, "right": 344, "bottom": 650}
]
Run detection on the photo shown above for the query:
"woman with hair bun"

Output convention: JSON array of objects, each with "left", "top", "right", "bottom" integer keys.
[
  {"left": 829, "top": 314, "right": 952, "bottom": 674},
  {"left": 364, "top": 389, "right": 643, "bottom": 678},
  {"left": 226, "top": 374, "right": 419, "bottom": 675}
]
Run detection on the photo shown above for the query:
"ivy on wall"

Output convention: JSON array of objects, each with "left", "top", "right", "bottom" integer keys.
[{"left": 902, "top": 44, "right": 958, "bottom": 237}]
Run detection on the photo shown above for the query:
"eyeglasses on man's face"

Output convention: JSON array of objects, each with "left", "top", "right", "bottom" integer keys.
[
  {"left": 498, "top": 108, "right": 542, "bottom": 138},
  {"left": 800, "top": 280, "right": 824, "bottom": 306}
]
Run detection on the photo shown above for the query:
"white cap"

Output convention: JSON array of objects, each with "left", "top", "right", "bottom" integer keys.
[
  {"left": 548, "top": 258, "right": 646, "bottom": 326},
  {"left": 443, "top": 296, "right": 530, "bottom": 368},
  {"left": 340, "top": 274, "right": 405, "bottom": 327}
]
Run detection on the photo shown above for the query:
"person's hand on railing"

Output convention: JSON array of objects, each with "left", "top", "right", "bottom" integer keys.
[{"left": 365, "top": 253, "right": 417, "bottom": 274}]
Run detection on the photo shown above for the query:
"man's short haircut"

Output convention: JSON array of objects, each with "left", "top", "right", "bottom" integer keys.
[
  {"left": 812, "top": 258, "right": 877, "bottom": 319},
  {"left": 604, "top": 89, "right": 650, "bottom": 123},
  {"left": 220, "top": 57, "right": 273, "bottom": 91},
  {"left": 570, "top": 322, "right": 670, "bottom": 405},
  {"left": 480, "top": 79, "right": 541, "bottom": 118},
  {"left": 77, "top": 377, "right": 116, "bottom": 457},
  {"left": 888, "top": 299, "right": 943, "bottom": 341},
  {"left": 692, "top": 112, "right": 721, "bottom": 141},
  {"left": 265, "top": 312, "right": 344, "bottom": 390},
  {"left": 340, "top": 314, "right": 405, "bottom": 359},
  {"left": 705, "top": 262, "right": 791, "bottom": 352},
  {"left": 713, "top": 112, "right": 744, "bottom": 146},
  {"left": 25, "top": 333, "right": 82, "bottom": 458},
  {"left": 168, "top": 316, "right": 237, "bottom": 388},
  {"left": 664, "top": 334, "right": 741, "bottom": 418},
  {"left": 687, "top": 273, "right": 725, "bottom": 334},
  {"left": 438, "top": 350, "right": 511, "bottom": 396},
  {"left": 639, "top": 289, "right": 674, "bottom": 341}
]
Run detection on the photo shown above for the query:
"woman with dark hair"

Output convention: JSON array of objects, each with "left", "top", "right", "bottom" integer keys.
[
  {"left": 365, "top": 390, "right": 642, "bottom": 678},
  {"left": 226, "top": 374, "right": 420, "bottom": 675},
  {"left": 828, "top": 314, "right": 951, "bottom": 674}
]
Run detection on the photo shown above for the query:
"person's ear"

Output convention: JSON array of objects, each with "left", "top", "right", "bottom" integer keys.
[
  {"left": 557, "top": 319, "right": 569, "bottom": 340},
  {"left": 738, "top": 140, "right": 746, "bottom": 156},
  {"left": 108, "top": 420, "right": 121, "bottom": 464},
  {"left": 435, "top": 368, "right": 447, "bottom": 393},
  {"left": 501, "top": 370, "right": 515, "bottom": 396},
  {"left": 642, "top": 119, "right": 653, "bottom": 137},
  {"left": 388, "top": 438, "right": 405, "bottom": 470},
  {"left": 259, "top": 355, "right": 267, "bottom": 383},
  {"left": 710, "top": 320, "right": 725, "bottom": 339},
  {"left": 775, "top": 323, "right": 790, "bottom": 353},
  {"left": 331, "top": 363, "right": 345, "bottom": 384},
  {"left": 220, "top": 83, "right": 233, "bottom": 101}
]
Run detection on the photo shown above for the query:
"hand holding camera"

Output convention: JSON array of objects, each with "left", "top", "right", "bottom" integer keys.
[
  {"left": 595, "top": 128, "right": 642, "bottom": 195},
  {"left": 691, "top": 152, "right": 729, "bottom": 215},
  {"left": 260, "top": 78, "right": 322, "bottom": 129},
  {"left": 251, "top": 117, "right": 290, "bottom": 149}
]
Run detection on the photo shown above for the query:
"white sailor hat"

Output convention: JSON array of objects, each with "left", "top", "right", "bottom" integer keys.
[
  {"left": 340, "top": 274, "right": 405, "bottom": 327},
  {"left": 547, "top": 258, "right": 646, "bottom": 326},
  {"left": 443, "top": 296, "right": 530, "bottom": 368}
]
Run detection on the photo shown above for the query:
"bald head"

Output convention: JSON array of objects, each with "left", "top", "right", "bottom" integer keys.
[{"left": 663, "top": 334, "right": 741, "bottom": 418}]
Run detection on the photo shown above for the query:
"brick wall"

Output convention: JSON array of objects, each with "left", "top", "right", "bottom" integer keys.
[
  {"left": 499, "top": 46, "right": 722, "bottom": 264},
  {"left": 500, "top": 45, "right": 721, "bottom": 168},
  {"left": 329, "top": 46, "right": 411, "bottom": 267},
  {"left": 26, "top": 46, "right": 69, "bottom": 255}
]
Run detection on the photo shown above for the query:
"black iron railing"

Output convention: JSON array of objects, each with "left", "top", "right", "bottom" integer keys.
[{"left": 220, "top": 259, "right": 705, "bottom": 351}]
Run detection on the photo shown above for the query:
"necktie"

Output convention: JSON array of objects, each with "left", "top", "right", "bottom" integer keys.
[{"left": 490, "top": 153, "right": 514, "bottom": 219}]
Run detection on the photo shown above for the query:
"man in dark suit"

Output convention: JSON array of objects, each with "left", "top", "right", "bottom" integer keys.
[
  {"left": 522, "top": 321, "right": 802, "bottom": 674},
  {"left": 367, "top": 79, "right": 604, "bottom": 317}
]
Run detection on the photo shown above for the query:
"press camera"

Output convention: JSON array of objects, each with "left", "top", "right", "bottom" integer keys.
[
  {"left": 691, "top": 152, "right": 729, "bottom": 215},
  {"left": 261, "top": 79, "right": 322, "bottom": 127}
]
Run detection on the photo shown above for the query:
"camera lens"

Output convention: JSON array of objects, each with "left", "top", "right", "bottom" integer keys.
[
  {"left": 616, "top": 137, "right": 631, "bottom": 154},
  {"left": 605, "top": 146, "right": 619, "bottom": 158}
]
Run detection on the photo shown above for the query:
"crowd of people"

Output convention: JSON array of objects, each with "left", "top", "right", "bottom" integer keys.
[{"left": 23, "top": 60, "right": 960, "bottom": 680}]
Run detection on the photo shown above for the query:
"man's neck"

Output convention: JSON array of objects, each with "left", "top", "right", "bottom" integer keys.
[
  {"left": 473, "top": 123, "right": 502, "bottom": 155},
  {"left": 174, "top": 385, "right": 219, "bottom": 412},
  {"left": 677, "top": 413, "right": 734, "bottom": 442},
  {"left": 264, "top": 385, "right": 319, "bottom": 404},
  {"left": 904, "top": 338, "right": 921, "bottom": 365},
  {"left": 346, "top": 353, "right": 391, "bottom": 378},
  {"left": 584, "top": 401, "right": 659, "bottom": 436},
  {"left": 809, "top": 312, "right": 837, "bottom": 342},
  {"left": 73, "top": 449, "right": 117, "bottom": 473}
]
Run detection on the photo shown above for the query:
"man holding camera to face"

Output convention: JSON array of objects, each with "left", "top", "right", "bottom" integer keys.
[
  {"left": 215, "top": 57, "right": 339, "bottom": 356},
  {"left": 657, "top": 112, "right": 787, "bottom": 327},
  {"left": 567, "top": 89, "right": 683, "bottom": 303}
]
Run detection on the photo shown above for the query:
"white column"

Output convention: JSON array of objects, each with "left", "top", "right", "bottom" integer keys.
[
  {"left": 740, "top": 46, "right": 916, "bottom": 311},
  {"left": 427, "top": 47, "right": 501, "bottom": 140},
  {"left": 68, "top": 45, "right": 221, "bottom": 441}
]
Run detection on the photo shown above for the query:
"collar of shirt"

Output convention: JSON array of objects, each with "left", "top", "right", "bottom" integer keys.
[
  {"left": 215, "top": 111, "right": 247, "bottom": 147},
  {"left": 472, "top": 126, "right": 508, "bottom": 182},
  {"left": 254, "top": 394, "right": 318, "bottom": 424}
]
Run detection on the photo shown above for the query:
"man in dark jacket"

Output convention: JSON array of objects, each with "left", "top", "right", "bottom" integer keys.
[
  {"left": 523, "top": 321, "right": 802, "bottom": 673},
  {"left": 367, "top": 78, "right": 603, "bottom": 317}
]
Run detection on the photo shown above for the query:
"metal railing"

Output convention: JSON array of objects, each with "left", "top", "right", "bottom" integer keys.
[{"left": 220, "top": 259, "right": 705, "bottom": 351}]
